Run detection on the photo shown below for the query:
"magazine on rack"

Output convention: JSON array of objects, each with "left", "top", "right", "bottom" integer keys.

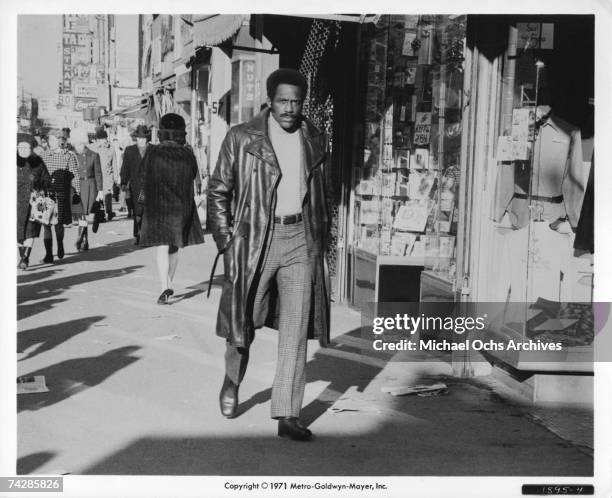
[{"left": 393, "top": 200, "right": 430, "bottom": 232}]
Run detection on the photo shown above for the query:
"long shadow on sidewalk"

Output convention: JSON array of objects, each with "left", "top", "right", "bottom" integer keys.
[
  {"left": 77, "top": 371, "right": 593, "bottom": 476},
  {"left": 17, "top": 298, "right": 67, "bottom": 321},
  {"left": 19, "top": 327, "right": 593, "bottom": 476},
  {"left": 18, "top": 315, "right": 106, "bottom": 361},
  {"left": 17, "top": 265, "right": 144, "bottom": 304},
  {"left": 234, "top": 327, "right": 443, "bottom": 425},
  {"left": 16, "top": 452, "right": 56, "bottom": 475},
  {"left": 18, "top": 346, "right": 141, "bottom": 413},
  {"left": 172, "top": 277, "right": 225, "bottom": 303},
  {"left": 51, "top": 237, "right": 143, "bottom": 264},
  {"left": 17, "top": 269, "right": 64, "bottom": 285}
]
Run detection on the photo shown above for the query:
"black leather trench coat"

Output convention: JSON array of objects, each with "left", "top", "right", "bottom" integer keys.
[{"left": 207, "top": 109, "right": 331, "bottom": 349}]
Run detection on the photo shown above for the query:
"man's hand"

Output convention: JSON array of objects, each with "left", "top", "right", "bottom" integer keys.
[{"left": 96, "top": 190, "right": 104, "bottom": 202}]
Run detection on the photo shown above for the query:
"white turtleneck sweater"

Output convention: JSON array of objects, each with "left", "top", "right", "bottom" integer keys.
[{"left": 268, "top": 115, "right": 303, "bottom": 216}]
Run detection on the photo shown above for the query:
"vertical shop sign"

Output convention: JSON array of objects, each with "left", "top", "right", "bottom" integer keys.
[{"left": 241, "top": 59, "right": 256, "bottom": 122}]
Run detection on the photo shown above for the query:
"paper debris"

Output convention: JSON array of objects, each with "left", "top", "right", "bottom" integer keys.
[
  {"left": 329, "top": 407, "right": 361, "bottom": 414},
  {"left": 17, "top": 375, "right": 49, "bottom": 394},
  {"left": 154, "top": 334, "right": 181, "bottom": 341},
  {"left": 381, "top": 383, "right": 448, "bottom": 396},
  {"left": 328, "top": 397, "right": 383, "bottom": 415}
]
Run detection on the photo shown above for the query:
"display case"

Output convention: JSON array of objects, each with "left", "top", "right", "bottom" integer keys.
[{"left": 350, "top": 15, "right": 467, "bottom": 305}]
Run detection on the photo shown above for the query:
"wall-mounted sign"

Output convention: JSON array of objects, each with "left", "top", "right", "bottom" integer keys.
[
  {"left": 116, "top": 94, "right": 142, "bottom": 108},
  {"left": 57, "top": 94, "right": 73, "bottom": 108},
  {"left": 38, "top": 98, "right": 58, "bottom": 120},
  {"left": 74, "top": 84, "right": 98, "bottom": 99},
  {"left": 517, "top": 23, "right": 554, "bottom": 50},
  {"left": 74, "top": 97, "right": 97, "bottom": 111}
]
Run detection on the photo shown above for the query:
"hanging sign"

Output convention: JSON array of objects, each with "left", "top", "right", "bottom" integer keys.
[{"left": 517, "top": 23, "right": 554, "bottom": 50}]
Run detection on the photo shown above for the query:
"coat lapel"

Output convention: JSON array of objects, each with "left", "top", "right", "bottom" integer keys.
[
  {"left": 301, "top": 121, "right": 325, "bottom": 179},
  {"left": 245, "top": 136, "right": 280, "bottom": 172}
]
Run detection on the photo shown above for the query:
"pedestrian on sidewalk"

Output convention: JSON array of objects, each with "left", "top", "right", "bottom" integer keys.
[
  {"left": 208, "top": 68, "right": 331, "bottom": 441},
  {"left": 120, "top": 125, "right": 151, "bottom": 244},
  {"left": 70, "top": 129, "right": 103, "bottom": 252},
  {"left": 17, "top": 135, "right": 51, "bottom": 270},
  {"left": 138, "top": 113, "right": 204, "bottom": 304},
  {"left": 39, "top": 130, "right": 80, "bottom": 263},
  {"left": 89, "top": 127, "right": 116, "bottom": 222}
]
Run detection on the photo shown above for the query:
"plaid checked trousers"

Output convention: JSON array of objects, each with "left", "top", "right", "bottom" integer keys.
[{"left": 225, "top": 221, "right": 311, "bottom": 418}]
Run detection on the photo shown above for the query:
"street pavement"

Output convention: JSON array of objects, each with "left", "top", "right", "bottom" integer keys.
[{"left": 16, "top": 212, "right": 593, "bottom": 477}]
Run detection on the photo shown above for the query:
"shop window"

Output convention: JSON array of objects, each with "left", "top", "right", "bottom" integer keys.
[
  {"left": 487, "top": 18, "right": 594, "bottom": 359},
  {"left": 352, "top": 15, "right": 466, "bottom": 303}
]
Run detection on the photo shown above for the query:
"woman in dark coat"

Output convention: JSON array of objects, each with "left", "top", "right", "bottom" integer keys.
[
  {"left": 17, "top": 135, "right": 51, "bottom": 269},
  {"left": 139, "top": 113, "right": 204, "bottom": 304},
  {"left": 70, "top": 128, "right": 103, "bottom": 251}
]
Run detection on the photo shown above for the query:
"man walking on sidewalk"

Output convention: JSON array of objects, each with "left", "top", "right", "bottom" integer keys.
[
  {"left": 208, "top": 68, "right": 331, "bottom": 441},
  {"left": 120, "top": 125, "right": 151, "bottom": 245},
  {"left": 89, "top": 127, "right": 116, "bottom": 222}
]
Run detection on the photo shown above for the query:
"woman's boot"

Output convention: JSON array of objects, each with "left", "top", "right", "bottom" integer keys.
[
  {"left": 76, "top": 226, "right": 84, "bottom": 251},
  {"left": 19, "top": 247, "right": 31, "bottom": 270},
  {"left": 57, "top": 239, "right": 65, "bottom": 259},
  {"left": 56, "top": 225, "right": 65, "bottom": 259},
  {"left": 42, "top": 238, "right": 54, "bottom": 264},
  {"left": 81, "top": 227, "right": 89, "bottom": 251},
  {"left": 17, "top": 247, "right": 25, "bottom": 269}
]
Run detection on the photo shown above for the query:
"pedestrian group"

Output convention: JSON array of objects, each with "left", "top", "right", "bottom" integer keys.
[{"left": 17, "top": 68, "right": 331, "bottom": 441}]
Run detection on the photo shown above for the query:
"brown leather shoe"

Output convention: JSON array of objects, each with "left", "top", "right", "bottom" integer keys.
[
  {"left": 277, "top": 417, "right": 312, "bottom": 441},
  {"left": 219, "top": 375, "right": 238, "bottom": 418}
]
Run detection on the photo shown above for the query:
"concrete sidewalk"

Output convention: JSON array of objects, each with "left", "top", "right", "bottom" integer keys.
[{"left": 16, "top": 214, "right": 592, "bottom": 476}]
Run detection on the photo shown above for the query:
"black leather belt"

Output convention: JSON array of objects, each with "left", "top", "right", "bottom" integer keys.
[
  {"left": 513, "top": 193, "right": 563, "bottom": 204},
  {"left": 274, "top": 213, "right": 302, "bottom": 224}
]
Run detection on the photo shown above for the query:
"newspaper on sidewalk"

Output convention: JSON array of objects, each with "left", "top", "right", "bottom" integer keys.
[
  {"left": 17, "top": 375, "right": 49, "bottom": 394},
  {"left": 381, "top": 382, "right": 448, "bottom": 396}
]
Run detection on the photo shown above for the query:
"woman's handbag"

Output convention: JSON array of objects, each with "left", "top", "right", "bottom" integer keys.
[
  {"left": 90, "top": 199, "right": 106, "bottom": 233},
  {"left": 29, "top": 190, "right": 58, "bottom": 225}
]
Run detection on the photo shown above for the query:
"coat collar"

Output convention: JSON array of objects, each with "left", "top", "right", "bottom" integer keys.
[{"left": 244, "top": 109, "right": 325, "bottom": 175}]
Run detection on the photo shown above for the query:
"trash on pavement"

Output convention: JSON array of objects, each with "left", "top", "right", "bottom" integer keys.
[
  {"left": 17, "top": 375, "right": 49, "bottom": 394},
  {"left": 381, "top": 382, "right": 448, "bottom": 396},
  {"left": 328, "top": 397, "right": 383, "bottom": 414},
  {"left": 154, "top": 334, "right": 181, "bottom": 341}
]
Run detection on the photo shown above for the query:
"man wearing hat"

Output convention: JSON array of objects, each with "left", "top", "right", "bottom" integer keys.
[
  {"left": 120, "top": 124, "right": 151, "bottom": 244},
  {"left": 89, "top": 127, "right": 116, "bottom": 222},
  {"left": 71, "top": 128, "right": 103, "bottom": 251}
]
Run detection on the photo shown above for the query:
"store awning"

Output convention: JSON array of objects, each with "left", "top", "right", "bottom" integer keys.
[
  {"left": 192, "top": 14, "right": 249, "bottom": 46},
  {"left": 109, "top": 98, "right": 151, "bottom": 120}
]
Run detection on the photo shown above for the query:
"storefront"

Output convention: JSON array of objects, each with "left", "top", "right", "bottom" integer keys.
[
  {"left": 461, "top": 16, "right": 594, "bottom": 391},
  {"left": 347, "top": 14, "right": 594, "bottom": 399}
]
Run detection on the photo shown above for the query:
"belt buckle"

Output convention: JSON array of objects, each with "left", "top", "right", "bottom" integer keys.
[{"left": 528, "top": 203, "right": 544, "bottom": 222}]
